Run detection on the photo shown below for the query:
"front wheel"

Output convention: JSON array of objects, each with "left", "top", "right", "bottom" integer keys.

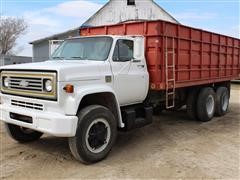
[
  {"left": 68, "top": 105, "right": 117, "bottom": 164},
  {"left": 5, "top": 123, "right": 43, "bottom": 143}
]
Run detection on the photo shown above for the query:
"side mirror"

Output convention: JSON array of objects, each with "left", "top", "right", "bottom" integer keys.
[{"left": 133, "top": 37, "right": 143, "bottom": 60}]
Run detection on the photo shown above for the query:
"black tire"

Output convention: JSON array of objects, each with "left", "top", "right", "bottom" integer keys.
[
  {"left": 5, "top": 123, "right": 43, "bottom": 143},
  {"left": 186, "top": 89, "right": 199, "bottom": 120},
  {"left": 68, "top": 105, "right": 117, "bottom": 164},
  {"left": 215, "top": 87, "right": 229, "bottom": 116},
  {"left": 197, "top": 87, "right": 216, "bottom": 122}
]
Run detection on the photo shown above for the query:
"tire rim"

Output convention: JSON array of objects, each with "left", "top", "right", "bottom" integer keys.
[
  {"left": 206, "top": 95, "right": 214, "bottom": 116},
  {"left": 85, "top": 118, "right": 111, "bottom": 154},
  {"left": 221, "top": 92, "right": 229, "bottom": 111}
]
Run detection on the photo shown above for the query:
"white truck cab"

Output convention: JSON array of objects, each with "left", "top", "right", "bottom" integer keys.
[{"left": 0, "top": 35, "right": 151, "bottom": 163}]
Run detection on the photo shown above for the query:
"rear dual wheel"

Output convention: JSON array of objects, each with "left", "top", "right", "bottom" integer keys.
[
  {"left": 215, "top": 87, "right": 229, "bottom": 116},
  {"left": 196, "top": 87, "right": 216, "bottom": 122},
  {"left": 187, "top": 86, "right": 229, "bottom": 122}
]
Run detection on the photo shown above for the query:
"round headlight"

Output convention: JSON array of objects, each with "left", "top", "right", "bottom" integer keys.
[
  {"left": 44, "top": 79, "right": 53, "bottom": 92},
  {"left": 3, "top": 77, "right": 10, "bottom": 87}
]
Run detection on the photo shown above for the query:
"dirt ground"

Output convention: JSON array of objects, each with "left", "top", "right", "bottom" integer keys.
[{"left": 0, "top": 84, "right": 239, "bottom": 179}]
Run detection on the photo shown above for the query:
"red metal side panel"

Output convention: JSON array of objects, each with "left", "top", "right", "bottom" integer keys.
[{"left": 80, "top": 20, "right": 240, "bottom": 90}]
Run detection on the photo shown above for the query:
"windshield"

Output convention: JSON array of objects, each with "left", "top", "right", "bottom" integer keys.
[{"left": 51, "top": 37, "right": 113, "bottom": 61}]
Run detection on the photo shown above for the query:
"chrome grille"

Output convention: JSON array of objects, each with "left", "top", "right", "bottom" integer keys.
[
  {"left": 11, "top": 99, "right": 44, "bottom": 111},
  {"left": 9, "top": 77, "right": 43, "bottom": 92}
]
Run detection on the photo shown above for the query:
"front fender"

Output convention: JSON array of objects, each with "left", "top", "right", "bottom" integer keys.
[{"left": 62, "top": 84, "right": 124, "bottom": 128}]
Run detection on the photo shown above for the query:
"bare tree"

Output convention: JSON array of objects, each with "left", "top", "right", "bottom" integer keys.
[{"left": 0, "top": 17, "right": 28, "bottom": 55}]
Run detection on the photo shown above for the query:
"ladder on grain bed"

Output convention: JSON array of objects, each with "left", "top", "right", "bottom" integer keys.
[{"left": 165, "top": 37, "right": 176, "bottom": 109}]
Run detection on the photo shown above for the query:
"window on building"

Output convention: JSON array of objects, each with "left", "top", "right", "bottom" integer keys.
[
  {"left": 127, "top": 0, "right": 135, "bottom": 6},
  {"left": 113, "top": 40, "right": 134, "bottom": 62}
]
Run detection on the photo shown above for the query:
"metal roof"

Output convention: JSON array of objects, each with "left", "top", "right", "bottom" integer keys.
[
  {"left": 29, "top": 27, "right": 80, "bottom": 44},
  {"left": 82, "top": 0, "right": 179, "bottom": 26}
]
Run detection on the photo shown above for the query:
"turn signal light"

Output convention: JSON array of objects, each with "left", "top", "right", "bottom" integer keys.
[{"left": 63, "top": 84, "right": 74, "bottom": 93}]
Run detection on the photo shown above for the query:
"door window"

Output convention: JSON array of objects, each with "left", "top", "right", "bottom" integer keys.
[{"left": 113, "top": 40, "right": 134, "bottom": 62}]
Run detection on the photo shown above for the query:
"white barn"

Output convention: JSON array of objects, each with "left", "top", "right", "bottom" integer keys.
[
  {"left": 30, "top": 0, "right": 179, "bottom": 62},
  {"left": 82, "top": 0, "right": 178, "bottom": 26}
]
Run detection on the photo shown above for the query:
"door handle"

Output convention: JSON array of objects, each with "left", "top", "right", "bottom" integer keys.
[
  {"left": 132, "top": 59, "right": 141, "bottom": 63},
  {"left": 137, "top": 65, "right": 145, "bottom": 68}
]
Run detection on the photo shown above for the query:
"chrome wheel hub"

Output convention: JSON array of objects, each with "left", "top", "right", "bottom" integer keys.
[
  {"left": 206, "top": 95, "right": 214, "bottom": 115},
  {"left": 222, "top": 92, "right": 229, "bottom": 111}
]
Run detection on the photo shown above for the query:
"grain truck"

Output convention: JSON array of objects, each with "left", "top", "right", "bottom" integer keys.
[{"left": 0, "top": 20, "right": 239, "bottom": 164}]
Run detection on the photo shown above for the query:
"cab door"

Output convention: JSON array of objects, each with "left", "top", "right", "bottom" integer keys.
[{"left": 110, "top": 38, "right": 149, "bottom": 106}]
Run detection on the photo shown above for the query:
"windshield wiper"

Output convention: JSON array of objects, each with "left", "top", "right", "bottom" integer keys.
[
  {"left": 52, "top": 56, "right": 64, "bottom": 60},
  {"left": 69, "top": 56, "right": 86, "bottom": 60}
]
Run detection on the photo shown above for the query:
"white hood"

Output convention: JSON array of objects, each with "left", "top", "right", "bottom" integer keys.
[{"left": 0, "top": 60, "right": 106, "bottom": 82}]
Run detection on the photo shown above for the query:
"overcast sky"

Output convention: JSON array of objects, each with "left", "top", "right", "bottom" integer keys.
[{"left": 1, "top": 0, "right": 239, "bottom": 57}]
